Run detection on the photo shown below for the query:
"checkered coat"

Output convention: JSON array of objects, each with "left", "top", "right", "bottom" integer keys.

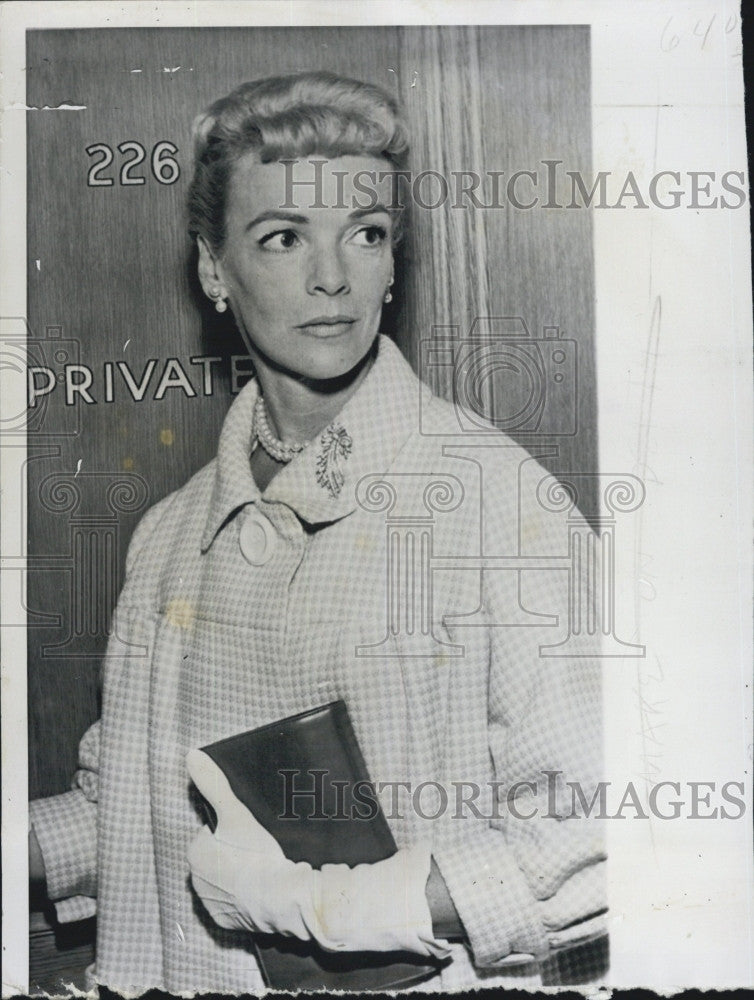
[{"left": 31, "top": 335, "right": 606, "bottom": 993}]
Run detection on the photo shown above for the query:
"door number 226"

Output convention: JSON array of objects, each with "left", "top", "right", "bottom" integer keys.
[{"left": 86, "top": 141, "right": 180, "bottom": 187}]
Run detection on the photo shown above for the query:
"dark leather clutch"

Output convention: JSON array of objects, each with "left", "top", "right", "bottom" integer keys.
[{"left": 199, "top": 700, "right": 444, "bottom": 991}]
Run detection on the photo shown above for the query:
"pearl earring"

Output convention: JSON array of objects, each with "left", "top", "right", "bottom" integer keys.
[
  {"left": 209, "top": 285, "right": 227, "bottom": 313},
  {"left": 384, "top": 275, "right": 394, "bottom": 304}
]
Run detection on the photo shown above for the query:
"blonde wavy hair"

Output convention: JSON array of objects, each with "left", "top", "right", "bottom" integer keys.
[{"left": 187, "top": 71, "right": 409, "bottom": 253}]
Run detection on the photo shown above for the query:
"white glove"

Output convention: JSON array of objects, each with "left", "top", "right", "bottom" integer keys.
[{"left": 186, "top": 748, "right": 449, "bottom": 958}]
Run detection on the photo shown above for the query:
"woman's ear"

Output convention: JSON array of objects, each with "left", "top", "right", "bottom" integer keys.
[{"left": 196, "top": 236, "right": 227, "bottom": 303}]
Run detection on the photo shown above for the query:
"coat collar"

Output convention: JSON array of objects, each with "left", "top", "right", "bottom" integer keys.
[{"left": 201, "top": 334, "right": 430, "bottom": 550}]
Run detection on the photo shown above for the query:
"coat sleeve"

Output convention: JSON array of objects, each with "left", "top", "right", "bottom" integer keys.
[
  {"left": 432, "top": 455, "right": 607, "bottom": 968},
  {"left": 30, "top": 721, "right": 100, "bottom": 923},
  {"left": 28, "top": 494, "right": 173, "bottom": 924}
]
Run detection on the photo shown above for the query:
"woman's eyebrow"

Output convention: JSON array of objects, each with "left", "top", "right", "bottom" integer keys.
[
  {"left": 349, "top": 203, "right": 390, "bottom": 219},
  {"left": 245, "top": 210, "right": 309, "bottom": 231},
  {"left": 244, "top": 204, "right": 391, "bottom": 233}
]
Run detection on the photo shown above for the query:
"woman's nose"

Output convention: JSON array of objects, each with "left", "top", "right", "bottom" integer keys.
[{"left": 306, "top": 247, "right": 350, "bottom": 296}]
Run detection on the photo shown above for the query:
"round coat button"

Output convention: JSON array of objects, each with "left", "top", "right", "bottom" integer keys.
[{"left": 239, "top": 510, "right": 276, "bottom": 566}]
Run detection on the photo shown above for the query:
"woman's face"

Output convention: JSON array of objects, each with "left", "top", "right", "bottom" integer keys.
[{"left": 206, "top": 153, "right": 396, "bottom": 382}]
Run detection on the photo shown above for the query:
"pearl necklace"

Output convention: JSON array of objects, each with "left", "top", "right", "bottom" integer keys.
[{"left": 253, "top": 395, "right": 310, "bottom": 464}]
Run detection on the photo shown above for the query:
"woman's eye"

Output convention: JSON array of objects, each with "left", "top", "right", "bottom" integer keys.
[
  {"left": 351, "top": 225, "right": 388, "bottom": 247},
  {"left": 258, "top": 229, "right": 300, "bottom": 251}
]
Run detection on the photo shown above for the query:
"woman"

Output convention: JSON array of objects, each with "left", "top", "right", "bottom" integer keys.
[{"left": 29, "top": 71, "right": 606, "bottom": 994}]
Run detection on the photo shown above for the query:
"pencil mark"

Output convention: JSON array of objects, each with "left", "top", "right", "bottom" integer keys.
[{"left": 633, "top": 297, "right": 664, "bottom": 839}]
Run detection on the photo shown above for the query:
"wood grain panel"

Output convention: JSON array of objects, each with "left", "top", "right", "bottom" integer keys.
[
  {"left": 477, "top": 26, "right": 596, "bottom": 487},
  {"left": 26, "top": 26, "right": 595, "bottom": 801}
]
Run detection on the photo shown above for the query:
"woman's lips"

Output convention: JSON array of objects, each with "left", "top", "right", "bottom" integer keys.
[{"left": 297, "top": 317, "right": 357, "bottom": 338}]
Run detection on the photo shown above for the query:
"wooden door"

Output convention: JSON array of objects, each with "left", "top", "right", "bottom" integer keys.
[{"left": 26, "top": 24, "right": 594, "bottom": 798}]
